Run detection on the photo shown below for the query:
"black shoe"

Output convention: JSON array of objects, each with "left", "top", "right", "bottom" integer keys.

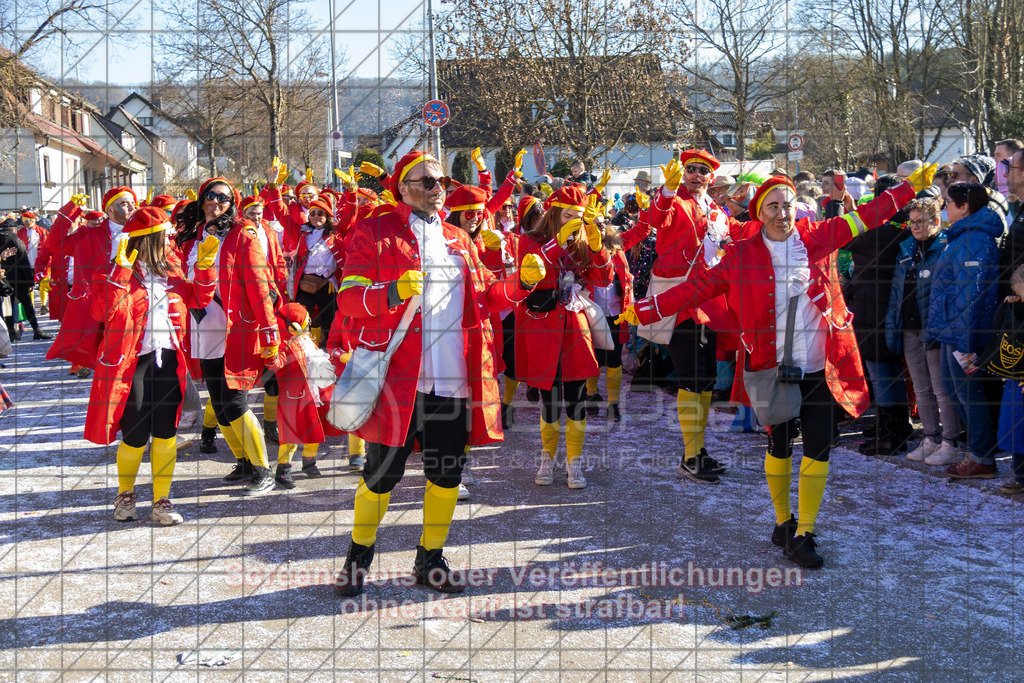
[
  {"left": 275, "top": 463, "right": 296, "bottom": 489},
  {"left": 334, "top": 541, "right": 376, "bottom": 597},
  {"left": 348, "top": 453, "right": 365, "bottom": 472},
  {"left": 242, "top": 466, "right": 275, "bottom": 495},
  {"left": 785, "top": 532, "right": 824, "bottom": 569},
  {"left": 675, "top": 455, "right": 720, "bottom": 484},
  {"left": 771, "top": 515, "right": 797, "bottom": 547},
  {"left": 199, "top": 427, "right": 217, "bottom": 454},
  {"left": 700, "top": 448, "right": 726, "bottom": 474},
  {"left": 858, "top": 434, "right": 909, "bottom": 456},
  {"left": 413, "top": 545, "right": 467, "bottom": 593},
  {"left": 501, "top": 403, "right": 514, "bottom": 430},
  {"left": 526, "top": 386, "right": 540, "bottom": 404},
  {"left": 585, "top": 393, "right": 602, "bottom": 416},
  {"left": 10, "top": 329, "right": 22, "bottom": 342},
  {"left": 33, "top": 330, "right": 53, "bottom": 340},
  {"left": 263, "top": 421, "right": 279, "bottom": 445},
  {"left": 608, "top": 402, "right": 621, "bottom": 422},
  {"left": 223, "top": 459, "right": 254, "bottom": 482},
  {"left": 302, "top": 457, "right": 323, "bottom": 478},
  {"left": 39, "top": 305, "right": 48, "bottom": 315}
]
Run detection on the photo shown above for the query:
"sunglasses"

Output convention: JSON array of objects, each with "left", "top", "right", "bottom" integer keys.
[
  {"left": 684, "top": 164, "right": 713, "bottom": 176},
  {"left": 947, "top": 171, "right": 968, "bottom": 181},
  {"left": 461, "top": 209, "right": 484, "bottom": 219},
  {"left": 307, "top": 209, "right": 329, "bottom": 218},
  {"left": 203, "top": 191, "right": 232, "bottom": 204},
  {"left": 404, "top": 175, "right": 452, "bottom": 191}
]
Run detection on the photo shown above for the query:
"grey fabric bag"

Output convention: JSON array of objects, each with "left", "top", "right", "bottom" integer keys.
[{"left": 742, "top": 293, "right": 803, "bottom": 427}]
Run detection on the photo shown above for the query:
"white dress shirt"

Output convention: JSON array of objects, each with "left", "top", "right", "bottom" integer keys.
[
  {"left": 187, "top": 237, "right": 227, "bottom": 360},
  {"left": 137, "top": 263, "right": 175, "bottom": 364},
  {"left": 108, "top": 220, "right": 126, "bottom": 260},
  {"left": 762, "top": 230, "right": 828, "bottom": 374},
  {"left": 410, "top": 212, "right": 468, "bottom": 399},
  {"left": 302, "top": 227, "right": 336, "bottom": 280}
]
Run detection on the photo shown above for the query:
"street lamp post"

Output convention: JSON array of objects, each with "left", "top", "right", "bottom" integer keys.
[{"left": 427, "top": 0, "right": 441, "bottom": 160}]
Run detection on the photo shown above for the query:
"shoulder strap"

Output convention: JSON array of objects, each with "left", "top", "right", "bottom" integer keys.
[
  {"left": 383, "top": 293, "right": 421, "bottom": 363},
  {"left": 783, "top": 290, "right": 801, "bottom": 367}
]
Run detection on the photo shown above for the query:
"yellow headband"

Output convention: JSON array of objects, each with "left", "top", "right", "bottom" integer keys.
[
  {"left": 240, "top": 197, "right": 264, "bottom": 212},
  {"left": 449, "top": 203, "right": 485, "bottom": 212},
  {"left": 754, "top": 183, "right": 795, "bottom": 220},
  {"left": 126, "top": 221, "right": 171, "bottom": 237},
  {"left": 521, "top": 196, "right": 539, "bottom": 214},
  {"left": 398, "top": 154, "right": 438, "bottom": 182},
  {"left": 104, "top": 190, "right": 134, "bottom": 211},
  {"left": 681, "top": 156, "right": 714, "bottom": 171},
  {"left": 551, "top": 201, "right": 585, "bottom": 211}
]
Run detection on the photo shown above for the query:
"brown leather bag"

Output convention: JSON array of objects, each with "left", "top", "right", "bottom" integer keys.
[{"left": 298, "top": 273, "right": 329, "bottom": 294}]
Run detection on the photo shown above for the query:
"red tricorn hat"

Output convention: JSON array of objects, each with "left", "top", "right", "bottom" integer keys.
[
  {"left": 122, "top": 207, "right": 171, "bottom": 237},
  {"left": 445, "top": 184, "right": 487, "bottom": 212},
  {"left": 543, "top": 184, "right": 586, "bottom": 212},
  {"left": 678, "top": 149, "right": 721, "bottom": 172}
]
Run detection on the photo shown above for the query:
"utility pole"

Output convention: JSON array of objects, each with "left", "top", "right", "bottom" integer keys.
[
  {"left": 329, "top": 0, "right": 340, "bottom": 177},
  {"left": 427, "top": 0, "right": 441, "bottom": 160}
]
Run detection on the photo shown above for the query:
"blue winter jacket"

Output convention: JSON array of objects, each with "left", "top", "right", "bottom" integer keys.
[
  {"left": 925, "top": 207, "right": 1005, "bottom": 353},
  {"left": 884, "top": 231, "right": 947, "bottom": 354}
]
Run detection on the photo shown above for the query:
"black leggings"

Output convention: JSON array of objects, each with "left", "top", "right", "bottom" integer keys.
[
  {"left": 261, "top": 368, "right": 278, "bottom": 397},
  {"left": 667, "top": 318, "right": 718, "bottom": 393},
  {"left": 540, "top": 379, "right": 587, "bottom": 423},
  {"left": 5, "top": 285, "right": 40, "bottom": 334},
  {"left": 594, "top": 315, "right": 624, "bottom": 369},
  {"left": 200, "top": 356, "right": 249, "bottom": 425},
  {"left": 363, "top": 391, "right": 469, "bottom": 494},
  {"left": 121, "top": 350, "right": 182, "bottom": 448},
  {"left": 501, "top": 312, "right": 516, "bottom": 379},
  {"left": 766, "top": 371, "right": 836, "bottom": 463},
  {"left": 296, "top": 282, "right": 336, "bottom": 343}
]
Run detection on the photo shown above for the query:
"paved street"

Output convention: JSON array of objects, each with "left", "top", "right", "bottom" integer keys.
[{"left": 1, "top": 318, "right": 1022, "bottom": 681}]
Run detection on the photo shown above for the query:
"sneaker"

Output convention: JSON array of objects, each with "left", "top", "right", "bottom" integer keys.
[
  {"left": 150, "top": 497, "right": 183, "bottom": 526},
  {"left": 676, "top": 456, "right": 720, "bottom": 484},
  {"left": 535, "top": 453, "right": 555, "bottom": 486},
  {"left": 242, "top": 466, "right": 275, "bottom": 495},
  {"left": 906, "top": 438, "right": 939, "bottom": 462},
  {"left": 263, "top": 421, "right": 279, "bottom": 445},
  {"left": 175, "top": 435, "right": 194, "bottom": 452},
  {"left": 946, "top": 457, "right": 997, "bottom": 480},
  {"left": 566, "top": 458, "right": 587, "bottom": 489},
  {"left": 348, "top": 453, "right": 364, "bottom": 472},
  {"left": 275, "top": 463, "right": 296, "bottom": 489},
  {"left": 771, "top": 515, "right": 797, "bottom": 548},
  {"left": 461, "top": 463, "right": 475, "bottom": 485},
  {"left": 77, "top": 367, "right": 91, "bottom": 378},
  {"left": 39, "top": 305, "right": 48, "bottom": 315},
  {"left": 924, "top": 441, "right": 962, "bottom": 466},
  {"left": 608, "top": 403, "right": 622, "bottom": 423},
  {"left": 526, "top": 386, "right": 540, "bottom": 404},
  {"left": 199, "top": 427, "right": 217, "bottom": 454},
  {"left": 585, "top": 393, "right": 602, "bottom": 416},
  {"left": 334, "top": 541, "right": 376, "bottom": 597},
  {"left": 32, "top": 330, "right": 53, "bottom": 340},
  {"left": 999, "top": 480, "right": 1024, "bottom": 495},
  {"left": 457, "top": 483, "right": 471, "bottom": 501},
  {"left": 785, "top": 532, "right": 824, "bottom": 569},
  {"left": 223, "top": 459, "right": 254, "bottom": 482},
  {"left": 302, "top": 458, "right": 323, "bottom": 478},
  {"left": 413, "top": 545, "right": 466, "bottom": 594},
  {"left": 501, "top": 403, "right": 514, "bottom": 430},
  {"left": 701, "top": 448, "right": 726, "bottom": 474},
  {"left": 113, "top": 491, "right": 137, "bottom": 521}
]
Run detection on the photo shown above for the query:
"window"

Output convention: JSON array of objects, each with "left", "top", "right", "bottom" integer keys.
[
  {"left": 43, "top": 155, "right": 51, "bottom": 184},
  {"left": 722, "top": 133, "right": 734, "bottom": 146},
  {"left": 61, "top": 105, "right": 70, "bottom": 128},
  {"left": 138, "top": 116, "right": 153, "bottom": 126}
]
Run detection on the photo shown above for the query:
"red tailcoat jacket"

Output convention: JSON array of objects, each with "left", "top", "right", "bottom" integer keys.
[
  {"left": 266, "top": 336, "right": 329, "bottom": 444},
  {"left": 634, "top": 183, "right": 916, "bottom": 417},
  {"left": 84, "top": 260, "right": 216, "bottom": 445},
  {"left": 336, "top": 202, "right": 521, "bottom": 447},
  {"left": 34, "top": 200, "right": 80, "bottom": 321},
  {"left": 515, "top": 234, "right": 614, "bottom": 390}
]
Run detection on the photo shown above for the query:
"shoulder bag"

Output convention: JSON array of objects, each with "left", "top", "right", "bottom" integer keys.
[{"left": 741, "top": 293, "right": 803, "bottom": 426}]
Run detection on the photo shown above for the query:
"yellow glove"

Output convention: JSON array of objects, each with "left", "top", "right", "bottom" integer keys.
[
  {"left": 595, "top": 168, "right": 611, "bottom": 193},
  {"left": 146, "top": 187, "right": 155, "bottom": 204},
  {"left": 185, "top": 189, "right": 197, "bottom": 202},
  {"left": 305, "top": 168, "right": 313, "bottom": 183},
  {"left": 557, "top": 218, "right": 583, "bottom": 247},
  {"left": 71, "top": 193, "right": 89, "bottom": 207},
  {"left": 334, "top": 168, "right": 353, "bottom": 185},
  {"left": 396, "top": 269, "right": 424, "bottom": 300},
  {"left": 635, "top": 187, "right": 650, "bottom": 210},
  {"left": 114, "top": 238, "right": 137, "bottom": 269},
  {"left": 585, "top": 218, "right": 603, "bottom": 252},
  {"left": 260, "top": 344, "right": 280, "bottom": 360},
  {"left": 519, "top": 253, "right": 546, "bottom": 287},
  {"left": 471, "top": 147, "right": 487, "bottom": 172},
  {"left": 338, "top": 350, "right": 352, "bottom": 365},
  {"left": 253, "top": 181, "right": 260, "bottom": 196},
  {"left": 907, "top": 163, "right": 938, "bottom": 192},
  {"left": 194, "top": 234, "right": 220, "bottom": 270},
  {"left": 514, "top": 148, "right": 526, "bottom": 172},
  {"left": 276, "top": 162, "right": 290, "bottom": 185},
  {"left": 480, "top": 229, "right": 502, "bottom": 251},
  {"left": 379, "top": 190, "right": 397, "bottom": 206},
  {"left": 661, "top": 159, "right": 682, "bottom": 192},
  {"left": 359, "top": 161, "right": 385, "bottom": 178},
  {"left": 583, "top": 194, "right": 602, "bottom": 226},
  {"left": 614, "top": 305, "right": 640, "bottom": 326}
]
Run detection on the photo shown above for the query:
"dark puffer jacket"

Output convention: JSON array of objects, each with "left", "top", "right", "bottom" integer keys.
[{"left": 925, "top": 207, "right": 1005, "bottom": 353}]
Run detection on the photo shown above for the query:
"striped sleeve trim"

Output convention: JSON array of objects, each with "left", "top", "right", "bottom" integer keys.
[
  {"left": 338, "top": 274, "right": 372, "bottom": 292},
  {"left": 842, "top": 212, "right": 867, "bottom": 238}
]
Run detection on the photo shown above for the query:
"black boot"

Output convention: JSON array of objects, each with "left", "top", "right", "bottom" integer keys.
[
  {"left": 413, "top": 545, "right": 466, "bottom": 593},
  {"left": 302, "top": 457, "right": 323, "bottom": 478},
  {"left": 264, "top": 421, "right": 279, "bottom": 445},
  {"left": 501, "top": 403, "right": 514, "bottom": 430},
  {"left": 585, "top": 393, "right": 602, "bottom": 416},
  {"left": 224, "top": 459, "right": 253, "bottom": 482},
  {"left": 275, "top": 463, "right": 296, "bottom": 489},
  {"left": 858, "top": 405, "right": 910, "bottom": 455},
  {"left": 771, "top": 515, "right": 797, "bottom": 547},
  {"left": 334, "top": 541, "right": 376, "bottom": 597},
  {"left": 526, "top": 385, "right": 539, "bottom": 404},
  {"left": 608, "top": 402, "right": 622, "bottom": 422},
  {"left": 785, "top": 532, "right": 824, "bottom": 569},
  {"left": 199, "top": 427, "right": 217, "bottom": 454}
]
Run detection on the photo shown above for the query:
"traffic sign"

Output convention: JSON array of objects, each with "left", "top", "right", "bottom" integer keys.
[
  {"left": 331, "top": 131, "right": 345, "bottom": 151},
  {"left": 533, "top": 141, "right": 547, "bottom": 175},
  {"left": 787, "top": 133, "right": 804, "bottom": 152},
  {"left": 423, "top": 100, "right": 450, "bottom": 128},
  {"left": 788, "top": 149, "right": 804, "bottom": 161}
]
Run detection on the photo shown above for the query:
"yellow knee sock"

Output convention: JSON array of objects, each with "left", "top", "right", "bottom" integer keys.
[
  {"left": 540, "top": 419, "right": 560, "bottom": 456},
  {"left": 352, "top": 479, "right": 391, "bottom": 546},
  {"left": 229, "top": 411, "right": 269, "bottom": 468},
  {"left": 503, "top": 379, "right": 519, "bottom": 405},
  {"left": 696, "top": 391, "right": 712, "bottom": 451},
  {"left": 115, "top": 442, "right": 145, "bottom": 494},
  {"left": 565, "top": 418, "right": 586, "bottom": 463},
  {"left": 40, "top": 287, "right": 48, "bottom": 307},
  {"left": 677, "top": 389, "right": 703, "bottom": 460},
  {"left": 764, "top": 453, "right": 793, "bottom": 524},
  {"left": 420, "top": 481, "right": 460, "bottom": 550},
  {"left": 150, "top": 437, "right": 177, "bottom": 501},
  {"left": 219, "top": 420, "right": 245, "bottom": 461},
  {"left": 302, "top": 443, "right": 319, "bottom": 461},
  {"left": 263, "top": 393, "right": 278, "bottom": 423},
  {"left": 278, "top": 443, "right": 297, "bottom": 466},
  {"left": 606, "top": 366, "right": 623, "bottom": 403},
  {"left": 348, "top": 434, "right": 364, "bottom": 456},
  {"left": 797, "top": 459, "right": 830, "bottom": 536},
  {"left": 586, "top": 376, "right": 599, "bottom": 394},
  {"left": 203, "top": 402, "right": 218, "bottom": 429}
]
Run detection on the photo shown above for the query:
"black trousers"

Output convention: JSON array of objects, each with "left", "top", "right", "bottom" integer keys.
[
  {"left": 501, "top": 312, "right": 516, "bottom": 380},
  {"left": 121, "top": 350, "right": 182, "bottom": 448},
  {"left": 594, "top": 315, "right": 625, "bottom": 369},
  {"left": 363, "top": 391, "right": 469, "bottom": 494},
  {"left": 766, "top": 371, "right": 836, "bottom": 463},
  {"left": 4, "top": 284, "right": 40, "bottom": 334},
  {"left": 540, "top": 379, "right": 587, "bottom": 423},
  {"left": 667, "top": 318, "right": 717, "bottom": 393},
  {"left": 261, "top": 368, "right": 279, "bottom": 398},
  {"left": 296, "top": 282, "right": 336, "bottom": 343},
  {"left": 200, "top": 356, "right": 249, "bottom": 425}
]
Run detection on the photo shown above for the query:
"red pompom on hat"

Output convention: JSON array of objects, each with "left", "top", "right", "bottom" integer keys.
[
  {"left": 543, "top": 184, "right": 587, "bottom": 212},
  {"left": 445, "top": 184, "right": 487, "bottom": 212},
  {"left": 150, "top": 194, "right": 176, "bottom": 213},
  {"left": 239, "top": 194, "right": 264, "bottom": 213},
  {"left": 122, "top": 207, "right": 171, "bottom": 237},
  {"left": 678, "top": 149, "right": 721, "bottom": 172},
  {"left": 276, "top": 302, "right": 311, "bottom": 336},
  {"left": 21, "top": 211, "right": 37, "bottom": 220},
  {"left": 748, "top": 176, "right": 797, "bottom": 222},
  {"left": 103, "top": 186, "right": 138, "bottom": 212},
  {"left": 517, "top": 195, "right": 542, "bottom": 225},
  {"left": 83, "top": 210, "right": 105, "bottom": 221}
]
